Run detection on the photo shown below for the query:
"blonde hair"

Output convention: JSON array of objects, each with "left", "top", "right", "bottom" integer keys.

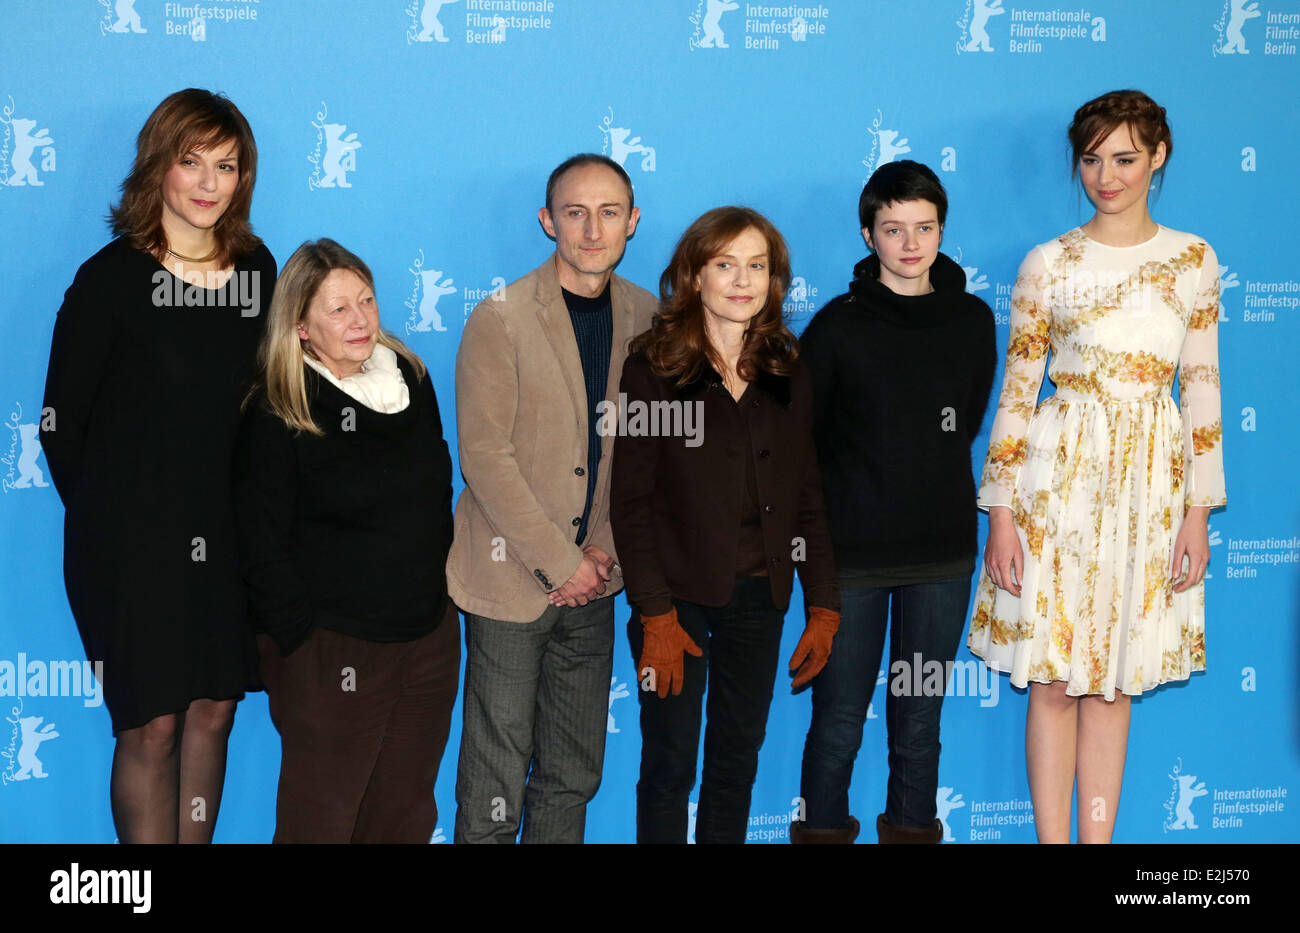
[{"left": 251, "top": 239, "right": 427, "bottom": 435}]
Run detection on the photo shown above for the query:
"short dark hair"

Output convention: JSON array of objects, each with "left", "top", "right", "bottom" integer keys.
[
  {"left": 545, "top": 153, "right": 634, "bottom": 213},
  {"left": 858, "top": 160, "right": 948, "bottom": 231}
]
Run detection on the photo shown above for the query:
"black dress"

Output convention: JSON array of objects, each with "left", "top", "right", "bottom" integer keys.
[{"left": 41, "top": 237, "right": 277, "bottom": 732}]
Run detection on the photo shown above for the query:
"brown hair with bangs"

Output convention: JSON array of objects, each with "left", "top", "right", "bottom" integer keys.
[
  {"left": 1068, "top": 89, "right": 1172, "bottom": 187},
  {"left": 632, "top": 206, "right": 798, "bottom": 388},
  {"left": 109, "top": 88, "right": 260, "bottom": 266}
]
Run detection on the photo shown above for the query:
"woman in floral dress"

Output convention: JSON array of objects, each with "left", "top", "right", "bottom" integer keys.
[{"left": 968, "top": 89, "right": 1225, "bottom": 843}]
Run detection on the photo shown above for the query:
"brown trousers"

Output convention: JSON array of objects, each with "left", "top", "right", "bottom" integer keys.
[{"left": 259, "top": 606, "right": 460, "bottom": 843}]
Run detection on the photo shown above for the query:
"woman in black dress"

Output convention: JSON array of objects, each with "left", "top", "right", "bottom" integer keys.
[{"left": 40, "top": 89, "right": 275, "bottom": 843}]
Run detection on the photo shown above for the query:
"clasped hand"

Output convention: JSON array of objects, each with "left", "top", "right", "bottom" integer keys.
[{"left": 547, "top": 545, "right": 614, "bottom": 608}]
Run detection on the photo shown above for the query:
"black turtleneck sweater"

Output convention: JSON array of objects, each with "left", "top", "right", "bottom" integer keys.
[
  {"left": 562, "top": 283, "right": 613, "bottom": 544},
  {"left": 798, "top": 252, "right": 996, "bottom": 581}
]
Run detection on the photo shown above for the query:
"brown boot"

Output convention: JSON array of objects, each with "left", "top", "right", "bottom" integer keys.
[
  {"left": 789, "top": 816, "right": 860, "bottom": 844},
  {"left": 876, "top": 814, "right": 942, "bottom": 844}
]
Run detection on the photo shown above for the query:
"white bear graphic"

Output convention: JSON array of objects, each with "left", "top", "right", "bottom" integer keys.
[
  {"left": 416, "top": 0, "right": 459, "bottom": 43},
  {"left": 607, "top": 676, "right": 630, "bottom": 733},
  {"left": 1220, "top": 0, "right": 1261, "bottom": 54},
  {"left": 1217, "top": 267, "right": 1239, "bottom": 321},
  {"left": 319, "top": 124, "right": 361, "bottom": 188},
  {"left": 936, "top": 787, "right": 966, "bottom": 842},
  {"left": 6, "top": 118, "right": 54, "bottom": 187},
  {"left": 607, "top": 126, "right": 656, "bottom": 173},
  {"left": 109, "top": 0, "right": 147, "bottom": 34},
  {"left": 1170, "top": 773, "right": 1208, "bottom": 829},
  {"left": 875, "top": 128, "right": 911, "bottom": 167},
  {"left": 964, "top": 0, "right": 1004, "bottom": 52},
  {"left": 699, "top": 0, "right": 738, "bottom": 48},
  {"left": 12, "top": 423, "right": 49, "bottom": 489},
  {"left": 413, "top": 270, "right": 456, "bottom": 333},
  {"left": 13, "top": 715, "right": 59, "bottom": 780}
]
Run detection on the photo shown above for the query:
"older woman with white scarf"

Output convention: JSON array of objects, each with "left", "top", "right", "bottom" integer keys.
[{"left": 233, "top": 238, "right": 458, "bottom": 843}]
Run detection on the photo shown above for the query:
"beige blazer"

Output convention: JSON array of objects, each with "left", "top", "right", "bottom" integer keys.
[{"left": 446, "top": 255, "right": 658, "bottom": 622}]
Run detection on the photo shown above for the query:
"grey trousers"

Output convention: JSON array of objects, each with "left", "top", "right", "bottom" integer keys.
[{"left": 453, "top": 597, "right": 614, "bottom": 843}]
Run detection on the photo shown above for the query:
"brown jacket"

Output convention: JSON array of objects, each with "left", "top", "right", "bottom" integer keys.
[
  {"left": 446, "top": 256, "right": 657, "bottom": 622},
  {"left": 610, "top": 350, "right": 839, "bottom": 618}
]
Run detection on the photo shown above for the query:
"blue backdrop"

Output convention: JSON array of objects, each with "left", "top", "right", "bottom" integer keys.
[{"left": 2, "top": 0, "right": 1297, "bottom": 843}]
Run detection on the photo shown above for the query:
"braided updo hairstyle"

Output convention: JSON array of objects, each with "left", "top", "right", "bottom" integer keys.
[{"left": 1068, "top": 89, "right": 1172, "bottom": 185}]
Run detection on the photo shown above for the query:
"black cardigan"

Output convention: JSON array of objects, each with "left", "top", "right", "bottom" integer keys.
[
  {"left": 798, "top": 252, "right": 997, "bottom": 572},
  {"left": 610, "top": 350, "right": 839, "bottom": 617},
  {"left": 233, "top": 354, "right": 454, "bottom": 654}
]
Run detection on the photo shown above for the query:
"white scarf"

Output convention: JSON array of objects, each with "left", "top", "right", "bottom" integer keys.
[{"left": 303, "top": 343, "right": 410, "bottom": 414}]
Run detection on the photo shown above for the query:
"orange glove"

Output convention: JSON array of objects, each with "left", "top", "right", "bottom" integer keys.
[
  {"left": 638, "top": 607, "right": 703, "bottom": 699},
  {"left": 789, "top": 606, "right": 840, "bottom": 689}
]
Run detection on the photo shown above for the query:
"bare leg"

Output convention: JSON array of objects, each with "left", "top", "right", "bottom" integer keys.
[
  {"left": 1075, "top": 693, "right": 1130, "bottom": 844},
  {"left": 110, "top": 712, "right": 182, "bottom": 843},
  {"left": 1025, "top": 682, "right": 1077, "bottom": 844},
  {"left": 178, "top": 698, "right": 238, "bottom": 844}
]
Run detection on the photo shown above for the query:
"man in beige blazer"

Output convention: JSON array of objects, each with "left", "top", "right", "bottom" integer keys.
[{"left": 449, "top": 154, "right": 657, "bottom": 843}]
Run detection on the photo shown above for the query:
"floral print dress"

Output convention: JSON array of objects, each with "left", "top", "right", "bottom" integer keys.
[{"left": 967, "top": 227, "right": 1225, "bottom": 699}]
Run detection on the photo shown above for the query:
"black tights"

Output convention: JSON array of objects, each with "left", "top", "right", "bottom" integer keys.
[{"left": 109, "top": 698, "right": 237, "bottom": 843}]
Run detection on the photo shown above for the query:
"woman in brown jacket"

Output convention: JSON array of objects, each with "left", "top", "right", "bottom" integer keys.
[{"left": 610, "top": 206, "right": 840, "bottom": 844}]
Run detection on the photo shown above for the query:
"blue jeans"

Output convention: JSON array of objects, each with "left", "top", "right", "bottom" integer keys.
[
  {"left": 454, "top": 597, "right": 614, "bottom": 843},
  {"left": 800, "top": 577, "right": 970, "bottom": 829},
  {"left": 628, "top": 576, "right": 786, "bottom": 844}
]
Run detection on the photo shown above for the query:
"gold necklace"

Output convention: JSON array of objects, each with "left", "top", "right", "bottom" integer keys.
[{"left": 166, "top": 245, "right": 219, "bottom": 263}]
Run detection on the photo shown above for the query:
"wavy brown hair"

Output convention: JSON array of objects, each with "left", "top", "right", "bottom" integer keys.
[
  {"left": 1068, "top": 89, "right": 1172, "bottom": 187},
  {"left": 249, "top": 239, "right": 427, "bottom": 436},
  {"left": 110, "top": 88, "right": 260, "bottom": 266},
  {"left": 632, "top": 206, "right": 797, "bottom": 387}
]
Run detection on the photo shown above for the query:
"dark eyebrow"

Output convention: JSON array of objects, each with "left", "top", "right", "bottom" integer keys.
[{"left": 186, "top": 149, "right": 239, "bottom": 161}]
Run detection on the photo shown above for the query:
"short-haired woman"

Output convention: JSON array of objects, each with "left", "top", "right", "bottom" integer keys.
[
  {"left": 794, "top": 160, "right": 996, "bottom": 844},
  {"left": 41, "top": 88, "right": 274, "bottom": 843},
  {"left": 610, "top": 206, "right": 840, "bottom": 844},
  {"left": 234, "top": 239, "right": 458, "bottom": 843}
]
